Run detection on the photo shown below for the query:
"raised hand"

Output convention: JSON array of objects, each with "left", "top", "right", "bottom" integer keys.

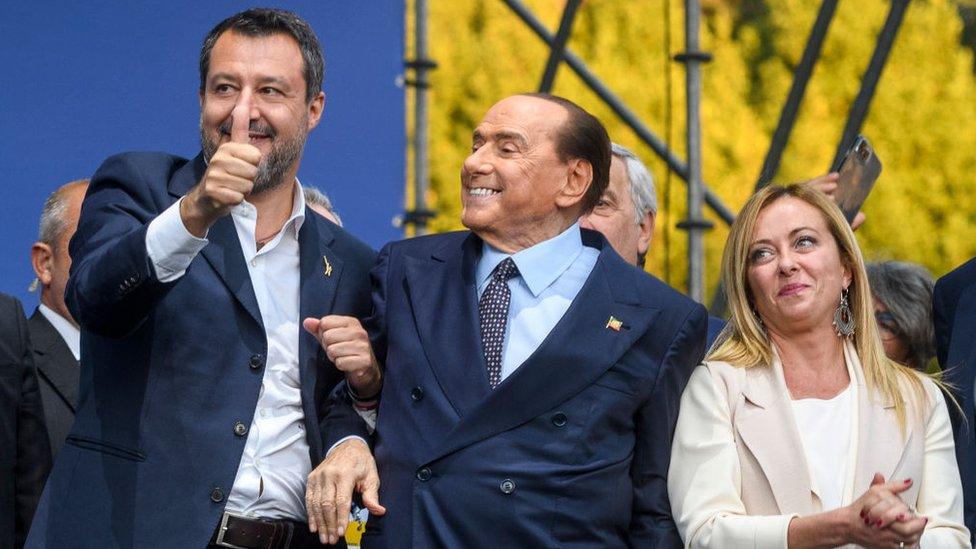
[
  {"left": 180, "top": 97, "right": 262, "bottom": 237},
  {"left": 303, "top": 315, "right": 382, "bottom": 397}
]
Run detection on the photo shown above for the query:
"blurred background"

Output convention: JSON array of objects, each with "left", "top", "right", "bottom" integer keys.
[{"left": 2, "top": 0, "right": 975, "bottom": 309}]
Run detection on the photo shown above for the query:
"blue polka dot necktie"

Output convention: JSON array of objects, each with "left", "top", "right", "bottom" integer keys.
[{"left": 479, "top": 257, "right": 520, "bottom": 388}]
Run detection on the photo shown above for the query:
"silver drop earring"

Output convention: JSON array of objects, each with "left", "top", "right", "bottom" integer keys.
[{"left": 832, "top": 288, "right": 855, "bottom": 338}]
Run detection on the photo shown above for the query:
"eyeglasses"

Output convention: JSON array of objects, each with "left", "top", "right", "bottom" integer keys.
[{"left": 874, "top": 311, "right": 900, "bottom": 341}]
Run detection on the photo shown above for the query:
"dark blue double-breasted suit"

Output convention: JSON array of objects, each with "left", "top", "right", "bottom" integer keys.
[
  {"left": 934, "top": 257, "right": 976, "bottom": 540},
  {"left": 27, "top": 152, "right": 374, "bottom": 547},
  {"left": 336, "top": 230, "right": 707, "bottom": 547}
]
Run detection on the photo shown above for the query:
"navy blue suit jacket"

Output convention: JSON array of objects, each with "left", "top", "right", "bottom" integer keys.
[
  {"left": 0, "top": 294, "right": 51, "bottom": 549},
  {"left": 27, "top": 152, "right": 375, "bottom": 548},
  {"left": 934, "top": 256, "right": 976, "bottom": 540},
  {"left": 342, "top": 230, "right": 707, "bottom": 548}
]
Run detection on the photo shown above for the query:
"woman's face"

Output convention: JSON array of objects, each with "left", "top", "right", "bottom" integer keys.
[
  {"left": 746, "top": 197, "right": 852, "bottom": 336},
  {"left": 873, "top": 297, "right": 911, "bottom": 365}
]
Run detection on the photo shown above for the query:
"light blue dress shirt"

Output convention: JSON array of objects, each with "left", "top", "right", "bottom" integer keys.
[{"left": 476, "top": 223, "right": 599, "bottom": 381}]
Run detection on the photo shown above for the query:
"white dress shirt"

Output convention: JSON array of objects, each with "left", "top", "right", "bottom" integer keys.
[
  {"left": 145, "top": 185, "right": 311, "bottom": 521},
  {"left": 38, "top": 303, "right": 80, "bottom": 360},
  {"left": 475, "top": 222, "right": 598, "bottom": 381}
]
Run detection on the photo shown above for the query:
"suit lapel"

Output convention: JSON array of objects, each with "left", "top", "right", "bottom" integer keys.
[
  {"left": 199, "top": 217, "right": 264, "bottom": 328},
  {"left": 736, "top": 355, "right": 815, "bottom": 515},
  {"left": 167, "top": 152, "right": 264, "bottom": 328},
  {"left": 423, "top": 243, "right": 658, "bottom": 463},
  {"left": 405, "top": 233, "right": 489, "bottom": 418},
  {"left": 28, "top": 310, "right": 79, "bottom": 411},
  {"left": 851, "top": 341, "right": 910, "bottom": 491}
]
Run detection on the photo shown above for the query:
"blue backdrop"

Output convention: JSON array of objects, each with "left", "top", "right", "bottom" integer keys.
[{"left": 0, "top": 1, "right": 405, "bottom": 306}]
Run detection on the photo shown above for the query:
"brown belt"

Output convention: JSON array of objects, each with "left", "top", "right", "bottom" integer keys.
[{"left": 211, "top": 511, "right": 323, "bottom": 549}]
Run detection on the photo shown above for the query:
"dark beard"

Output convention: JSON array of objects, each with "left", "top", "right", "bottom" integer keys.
[{"left": 200, "top": 117, "right": 308, "bottom": 195}]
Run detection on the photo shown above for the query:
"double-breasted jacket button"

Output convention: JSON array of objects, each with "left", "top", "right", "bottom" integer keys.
[
  {"left": 499, "top": 479, "right": 516, "bottom": 494},
  {"left": 551, "top": 412, "right": 568, "bottom": 428},
  {"left": 210, "top": 487, "right": 224, "bottom": 502},
  {"left": 410, "top": 386, "right": 424, "bottom": 402},
  {"left": 249, "top": 354, "right": 264, "bottom": 370},
  {"left": 233, "top": 421, "right": 248, "bottom": 437},
  {"left": 416, "top": 467, "right": 432, "bottom": 482}
]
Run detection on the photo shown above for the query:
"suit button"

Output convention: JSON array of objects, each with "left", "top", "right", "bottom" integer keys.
[
  {"left": 210, "top": 487, "right": 224, "bottom": 502},
  {"left": 499, "top": 479, "right": 516, "bottom": 494},
  {"left": 551, "top": 412, "right": 568, "bottom": 427},
  {"left": 234, "top": 422, "right": 248, "bottom": 437},
  {"left": 416, "top": 467, "right": 432, "bottom": 482},
  {"left": 249, "top": 354, "right": 264, "bottom": 370},
  {"left": 411, "top": 387, "right": 424, "bottom": 401}
]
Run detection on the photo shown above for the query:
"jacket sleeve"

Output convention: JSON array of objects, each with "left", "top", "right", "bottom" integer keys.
[
  {"left": 65, "top": 154, "right": 176, "bottom": 338},
  {"left": 629, "top": 303, "right": 707, "bottom": 547},
  {"left": 8, "top": 298, "right": 52, "bottom": 547},
  {"left": 915, "top": 384, "right": 971, "bottom": 547},
  {"left": 668, "top": 365, "right": 795, "bottom": 548},
  {"left": 319, "top": 243, "right": 393, "bottom": 453}
]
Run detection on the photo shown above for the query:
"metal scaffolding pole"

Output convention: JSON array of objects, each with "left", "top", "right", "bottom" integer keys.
[
  {"left": 502, "top": 0, "right": 736, "bottom": 225},
  {"left": 830, "top": 0, "right": 910, "bottom": 170},
  {"left": 538, "top": 0, "right": 582, "bottom": 93},
  {"left": 403, "top": 0, "right": 437, "bottom": 235},
  {"left": 675, "top": 0, "right": 711, "bottom": 302}
]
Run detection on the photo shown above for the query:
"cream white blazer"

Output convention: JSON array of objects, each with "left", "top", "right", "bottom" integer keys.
[{"left": 668, "top": 340, "right": 970, "bottom": 548}]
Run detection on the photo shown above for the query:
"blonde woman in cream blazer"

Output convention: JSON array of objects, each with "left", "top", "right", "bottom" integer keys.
[{"left": 669, "top": 184, "right": 969, "bottom": 548}]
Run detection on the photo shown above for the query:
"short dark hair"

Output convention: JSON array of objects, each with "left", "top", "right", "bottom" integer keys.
[
  {"left": 866, "top": 261, "right": 936, "bottom": 371},
  {"left": 520, "top": 93, "right": 611, "bottom": 214},
  {"left": 199, "top": 8, "right": 324, "bottom": 103}
]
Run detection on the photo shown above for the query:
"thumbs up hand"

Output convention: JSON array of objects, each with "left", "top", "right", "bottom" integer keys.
[{"left": 180, "top": 98, "right": 263, "bottom": 237}]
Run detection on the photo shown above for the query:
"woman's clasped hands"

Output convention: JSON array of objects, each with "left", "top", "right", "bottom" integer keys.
[{"left": 846, "top": 473, "right": 928, "bottom": 548}]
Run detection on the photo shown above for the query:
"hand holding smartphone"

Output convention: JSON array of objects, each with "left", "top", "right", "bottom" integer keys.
[{"left": 833, "top": 135, "right": 882, "bottom": 224}]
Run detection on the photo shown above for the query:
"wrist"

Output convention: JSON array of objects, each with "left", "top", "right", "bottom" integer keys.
[
  {"left": 179, "top": 194, "right": 212, "bottom": 238},
  {"left": 347, "top": 370, "right": 382, "bottom": 403}
]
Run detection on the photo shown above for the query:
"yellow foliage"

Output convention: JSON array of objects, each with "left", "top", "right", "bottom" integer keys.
[{"left": 412, "top": 0, "right": 976, "bottom": 301}]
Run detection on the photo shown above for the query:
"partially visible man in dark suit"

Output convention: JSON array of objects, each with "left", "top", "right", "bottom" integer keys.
[
  {"left": 28, "top": 179, "right": 88, "bottom": 459},
  {"left": 580, "top": 142, "right": 725, "bottom": 346},
  {"left": 0, "top": 293, "right": 51, "bottom": 548},
  {"left": 28, "top": 9, "right": 376, "bottom": 548},
  {"left": 934, "top": 258, "right": 976, "bottom": 541},
  {"left": 307, "top": 94, "right": 708, "bottom": 547}
]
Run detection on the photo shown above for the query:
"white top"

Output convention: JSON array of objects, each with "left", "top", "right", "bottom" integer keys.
[
  {"left": 790, "top": 383, "right": 854, "bottom": 512},
  {"left": 38, "top": 303, "right": 80, "bottom": 360},
  {"left": 145, "top": 185, "right": 310, "bottom": 521}
]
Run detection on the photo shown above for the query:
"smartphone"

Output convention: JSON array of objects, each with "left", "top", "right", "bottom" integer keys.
[{"left": 833, "top": 135, "right": 882, "bottom": 224}]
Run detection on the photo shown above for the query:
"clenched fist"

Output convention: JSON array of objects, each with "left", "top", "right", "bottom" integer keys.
[
  {"left": 181, "top": 97, "right": 261, "bottom": 237},
  {"left": 303, "top": 315, "right": 382, "bottom": 397}
]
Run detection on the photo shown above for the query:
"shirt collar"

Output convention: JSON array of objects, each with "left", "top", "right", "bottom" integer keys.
[
  {"left": 476, "top": 222, "right": 584, "bottom": 298},
  {"left": 38, "top": 303, "right": 80, "bottom": 361},
  {"left": 231, "top": 179, "right": 307, "bottom": 239}
]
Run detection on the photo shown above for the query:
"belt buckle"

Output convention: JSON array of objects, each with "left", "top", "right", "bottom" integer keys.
[{"left": 216, "top": 511, "right": 252, "bottom": 549}]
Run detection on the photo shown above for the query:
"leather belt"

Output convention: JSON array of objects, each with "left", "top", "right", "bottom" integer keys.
[{"left": 213, "top": 511, "right": 295, "bottom": 549}]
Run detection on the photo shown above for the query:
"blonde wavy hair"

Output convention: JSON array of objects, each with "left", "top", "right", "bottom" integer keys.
[{"left": 708, "top": 183, "right": 928, "bottom": 429}]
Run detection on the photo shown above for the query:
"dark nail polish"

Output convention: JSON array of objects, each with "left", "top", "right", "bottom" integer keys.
[
  {"left": 876, "top": 519, "right": 883, "bottom": 527},
  {"left": 904, "top": 478, "right": 912, "bottom": 484},
  {"left": 859, "top": 510, "right": 866, "bottom": 518}
]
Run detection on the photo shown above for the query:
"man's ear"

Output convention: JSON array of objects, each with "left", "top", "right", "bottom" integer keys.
[
  {"left": 555, "top": 159, "right": 592, "bottom": 210},
  {"left": 31, "top": 242, "right": 54, "bottom": 286},
  {"left": 637, "top": 211, "right": 655, "bottom": 259},
  {"left": 307, "top": 91, "right": 326, "bottom": 131}
]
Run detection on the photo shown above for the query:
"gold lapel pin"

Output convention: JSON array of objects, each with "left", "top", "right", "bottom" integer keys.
[
  {"left": 606, "top": 316, "right": 623, "bottom": 331},
  {"left": 323, "top": 255, "right": 333, "bottom": 277}
]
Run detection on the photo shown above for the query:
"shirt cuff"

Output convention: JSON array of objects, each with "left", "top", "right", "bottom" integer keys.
[
  {"left": 326, "top": 436, "right": 369, "bottom": 458},
  {"left": 146, "top": 197, "right": 209, "bottom": 283}
]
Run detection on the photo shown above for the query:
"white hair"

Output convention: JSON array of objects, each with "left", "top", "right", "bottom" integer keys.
[
  {"left": 302, "top": 185, "right": 343, "bottom": 226},
  {"left": 38, "top": 179, "right": 88, "bottom": 248},
  {"left": 611, "top": 143, "right": 657, "bottom": 224}
]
